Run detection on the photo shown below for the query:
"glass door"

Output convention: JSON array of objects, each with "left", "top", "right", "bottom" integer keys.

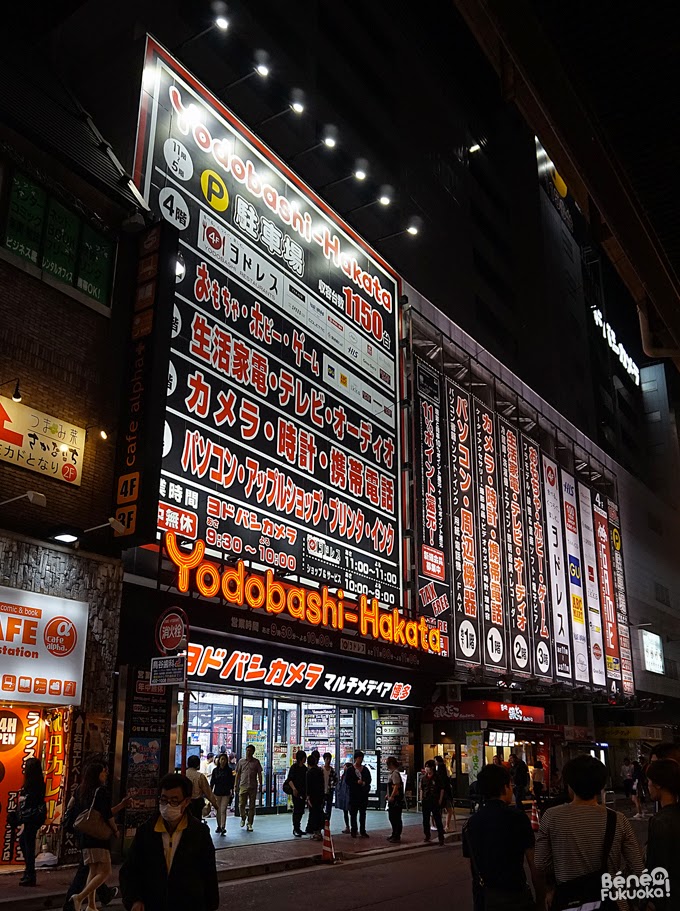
[
  {"left": 272, "top": 701, "right": 299, "bottom": 806},
  {"left": 241, "top": 697, "right": 268, "bottom": 806}
]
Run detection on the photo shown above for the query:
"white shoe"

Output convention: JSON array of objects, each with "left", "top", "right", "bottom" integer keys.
[
  {"left": 632, "top": 813, "right": 642, "bottom": 819},
  {"left": 247, "top": 824, "right": 253, "bottom": 832},
  {"left": 240, "top": 818, "right": 246, "bottom": 827}
]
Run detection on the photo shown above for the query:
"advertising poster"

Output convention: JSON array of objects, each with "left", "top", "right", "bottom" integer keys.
[
  {"left": 135, "top": 37, "right": 402, "bottom": 609},
  {"left": 607, "top": 499, "right": 635, "bottom": 696},
  {"left": 43, "top": 707, "right": 69, "bottom": 830},
  {"left": 465, "top": 731, "right": 484, "bottom": 783},
  {"left": 560, "top": 471, "right": 590, "bottom": 683},
  {"left": 542, "top": 456, "right": 572, "bottom": 679},
  {"left": 592, "top": 492, "right": 622, "bottom": 695},
  {"left": 0, "top": 585, "right": 89, "bottom": 706},
  {"left": 447, "top": 381, "right": 481, "bottom": 668},
  {"left": 520, "top": 437, "right": 552, "bottom": 679},
  {"left": 414, "top": 359, "right": 451, "bottom": 654},
  {"left": 498, "top": 420, "right": 532, "bottom": 677},
  {"left": 472, "top": 399, "right": 507, "bottom": 671},
  {"left": 126, "top": 737, "right": 162, "bottom": 834},
  {"left": 576, "top": 483, "right": 607, "bottom": 688},
  {"left": 0, "top": 707, "right": 43, "bottom": 866}
]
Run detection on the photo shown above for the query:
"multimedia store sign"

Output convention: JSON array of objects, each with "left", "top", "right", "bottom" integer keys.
[{"left": 134, "top": 37, "right": 402, "bottom": 611}]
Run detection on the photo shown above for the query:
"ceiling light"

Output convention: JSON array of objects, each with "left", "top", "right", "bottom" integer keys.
[
  {"left": 215, "top": 15, "right": 229, "bottom": 30},
  {"left": 469, "top": 143, "right": 481, "bottom": 154},
  {"left": 255, "top": 49, "right": 270, "bottom": 78},
  {"left": 322, "top": 124, "right": 339, "bottom": 148},
  {"left": 378, "top": 184, "right": 393, "bottom": 206},
  {"left": 406, "top": 215, "right": 423, "bottom": 236},
  {"left": 354, "top": 157, "right": 369, "bottom": 181},
  {"left": 290, "top": 88, "right": 305, "bottom": 114},
  {"left": 12, "top": 380, "right": 21, "bottom": 402}
]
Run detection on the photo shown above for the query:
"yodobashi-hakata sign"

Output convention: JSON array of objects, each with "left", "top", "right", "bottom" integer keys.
[
  {"left": 607, "top": 499, "right": 635, "bottom": 696},
  {"left": 576, "top": 483, "right": 606, "bottom": 688},
  {"left": 542, "top": 455, "right": 572, "bottom": 679},
  {"left": 414, "top": 359, "right": 451, "bottom": 655},
  {"left": 561, "top": 470, "right": 590, "bottom": 683},
  {"left": 592, "top": 491, "right": 622, "bottom": 695},
  {"left": 135, "top": 37, "right": 402, "bottom": 610},
  {"left": 473, "top": 399, "right": 506, "bottom": 671},
  {"left": 521, "top": 437, "right": 552, "bottom": 680},
  {"left": 498, "top": 420, "right": 532, "bottom": 677},
  {"left": 447, "top": 381, "right": 481, "bottom": 668}
]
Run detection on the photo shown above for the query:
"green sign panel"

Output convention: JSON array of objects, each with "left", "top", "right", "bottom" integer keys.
[
  {"left": 3, "top": 173, "right": 46, "bottom": 264},
  {"left": 76, "top": 224, "right": 114, "bottom": 305},
  {"left": 42, "top": 198, "right": 79, "bottom": 283}
]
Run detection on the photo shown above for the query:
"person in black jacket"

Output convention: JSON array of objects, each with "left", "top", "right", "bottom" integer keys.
[
  {"left": 306, "top": 752, "right": 325, "bottom": 841},
  {"left": 120, "top": 773, "right": 219, "bottom": 911},
  {"left": 348, "top": 750, "right": 372, "bottom": 838},
  {"left": 16, "top": 757, "right": 46, "bottom": 887},
  {"left": 286, "top": 750, "right": 308, "bottom": 837},
  {"left": 210, "top": 754, "right": 234, "bottom": 835}
]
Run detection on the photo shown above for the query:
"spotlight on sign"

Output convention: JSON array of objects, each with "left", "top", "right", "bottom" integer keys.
[
  {"left": 322, "top": 124, "right": 339, "bottom": 148},
  {"left": 255, "top": 49, "right": 270, "bottom": 77}
]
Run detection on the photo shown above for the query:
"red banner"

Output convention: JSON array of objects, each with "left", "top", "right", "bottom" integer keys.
[{"left": 0, "top": 707, "right": 43, "bottom": 866}]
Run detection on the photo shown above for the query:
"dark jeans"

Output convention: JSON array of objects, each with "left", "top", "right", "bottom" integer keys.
[
  {"left": 292, "top": 795, "right": 306, "bottom": 832},
  {"left": 19, "top": 824, "right": 39, "bottom": 879},
  {"left": 388, "top": 802, "right": 403, "bottom": 838},
  {"left": 533, "top": 782, "right": 544, "bottom": 801},
  {"left": 422, "top": 798, "right": 444, "bottom": 841},
  {"left": 323, "top": 792, "right": 334, "bottom": 820},
  {"left": 64, "top": 861, "right": 115, "bottom": 908},
  {"left": 190, "top": 797, "right": 205, "bottom": 820},
  {"left": 308, "top": 801, "right": 325, "bottom": 834},
  {"left": 343, "top": 809, "right": 350, "bottom": 829},
  {"left": 514, "top": 786, "right": 527, "bottom": 809},
  {"left": 349, "top": 802, "right": 367, "bottom": 835}
]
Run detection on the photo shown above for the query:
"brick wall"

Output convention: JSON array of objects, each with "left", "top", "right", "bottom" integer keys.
[
  {"left": 0, "top": 532, "right": 123, "bottom": 714},
  {"left": 0, "top": 256, "right": 119, "bottom": 543}
]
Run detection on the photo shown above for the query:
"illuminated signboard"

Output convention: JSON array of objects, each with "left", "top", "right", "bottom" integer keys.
[
  {"left": 592, "top": 491, "right": 622, "bottom": 695},
  {"left": 447, "top": 380, "right": 481, "bottom": 668},
  {"left": 561, "top": 470, "right": 590, "bottom": 683},
  {"left": 135, "top": 37, "right": 401, "bottom": 607},
  {"left": 592, "top": 309, "right": 640, "bottom": 387},
  {"left": 641, "top": 630, "right": 664, "bottom": 676},
  {"left": 414, "top": 359, "right": 451, "bottom": 654},
  {"left": 576, "top": 483, "right": 607, "bottom": 688},
  {"left": 165, "top": 531, "right": 441, "bottom": 655},
  {"left": 607, "top": 499, "right": 635, "bottom": 695},
  {"left": 425, "top": 700, "right": 545, "bottom": 724},
  {"left": 542, "top": 455, "right": 572, "bottom": 679},
  {"left": 521, "top": 436, "right": 552, "bottom": 679}
]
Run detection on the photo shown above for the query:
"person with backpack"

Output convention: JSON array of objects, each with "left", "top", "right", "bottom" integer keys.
[
  {"left": 10, "top": 757, "right": 46, "bottom": 887},
  {"left": 285, "top": 750, "right": 308, "bottom": 837},
  {"left": 535, "top": 754, "right": 642, "bottom": 911},
  {"left": 209, "top": 753, "right": 234, "bottom": 835},
  {"left": 386, "top": 756, "right": 404, "bottom": 843}
]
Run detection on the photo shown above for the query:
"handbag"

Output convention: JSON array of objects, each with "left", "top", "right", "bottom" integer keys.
[
  {"left": 553, "top": 809, "right": 618, "bottom": 911},
  {"left": 282, "top": 780, "right": 294, "bottom": 796},
  {"left": 74, "top": 788, "right": 113, "bottom": 842}
]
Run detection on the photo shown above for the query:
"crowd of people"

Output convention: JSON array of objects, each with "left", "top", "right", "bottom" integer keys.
[{"left": 7, "top": 739, "right": 678, "bottom": 911}]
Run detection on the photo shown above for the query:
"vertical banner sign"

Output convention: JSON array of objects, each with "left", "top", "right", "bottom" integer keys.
[
  {"left": 447, "top": 381, "right": 481, "bottom": 668},
  {"left": 521, "top": 437, "right": 552, "bottom": 679},
  {"left": 576, "top": 483, "right": 606, "bottom": 688},
  {"left": 561, "top": 471, "right": 590, "bottom": 683},
  {"left": 498, "top": 420, "right": 532, "bottom": 677},
  {"left": 135, "top": 37, "right": 402, "bottom": 607},
  {"left": 542, "top": 455, "right": 572, "bottom": 679},
  {"left": 43, "top": 708, "right": 69, "bottom": 830},
  {"left": 473, "top": 400, "right": 507, "bottom": 672},
  {"left": 0, "top": 707, "right": 42, "bottom": 866},
  {"left": 414, "top": 360, "right": 451, "bottom": 654},
  {"left": 607, "top": 499, "right": 635, "bottom": 696},
  {"left": 592, "top": 491, "right": 622, "bottom": 695}
]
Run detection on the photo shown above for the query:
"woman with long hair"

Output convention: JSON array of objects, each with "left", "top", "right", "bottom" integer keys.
[
  {"left": 17, "top": 757, "right": 46, "bottom": 887},
  {"left": 67, "top": 762, "right": 118, "bottom": 911},
  {"left": 210, "top": 752, "right": 234, "bottom": 835}
]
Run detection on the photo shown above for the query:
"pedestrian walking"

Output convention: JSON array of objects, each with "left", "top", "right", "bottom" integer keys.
[
  {"left": 322, "top": 753, "right": 337, "bottom": 820},
  {"left": 645, "top": 759, "right": 680, "bottom": 911},
  {"left": 420, "top": 759, "right": 445, "bottom": 845},
  {"left": 532, "top": 760, "right": 545, "bottom": 803},
  {"left": 201, "top": 752, "right": 216, "bottom": 778},
  {"left": 234, "top": 744, "right": 263, "bottom": 832},
  {"left": 509, "top": 754, "right": 530, "bottom": 809},
  {"left": 348, "top": 750, "right": 371, "bottom": 838},
  {"left": 119, "top": 773, "right": 219, "bottom": 911},
  {"left": 10, "top": 757, "right": 46, "bottom": 887},
  {"left": 65, "top": 762, "right": 119, "bottom": 911},
  {"left": 631, "top": 759, "right": 647, "bottom": 818},
  {"left": 535, "top": 754, "right": 643, "bottom": 911},
  {"left": 336, "top": 761, "right": 353, "bottom": 833},
  {"left": 620, "top": 757, "right": 634, "bottom": 803},
  {"left": 306, "top": 752, "right": 325, "bottom": 840},
  {"left": 286, "top": 750, "right": 308, "bottom": 837},
  {"left": 386, "top": 756, "right": 404, "bottom": 843},
  {"left": 185, "top": 755, "right": 218, "bottom": 822},
  {"left": 435, "top": 755, "right": 457, "bottom": 831},
  {"left": 210, "top": 753, "right": 234, "bottom": 835},
  {"left": 463, "top": 762, "right": 542, "bottom": 911}
]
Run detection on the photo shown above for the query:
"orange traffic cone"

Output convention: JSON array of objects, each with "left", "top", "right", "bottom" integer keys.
[
  {"left": 531, "top": 801, "right": 540, "bottom": 832},
  {"left": 321, "top": 818, "right": 336, "bottom": 864}
]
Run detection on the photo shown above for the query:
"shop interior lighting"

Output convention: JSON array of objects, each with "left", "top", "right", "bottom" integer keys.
[
  {"left": 0, "top": 491, "right": 47, "bottom": 508},
  {"left": 0, "top": 378, "right": 22, "bottom": 402}
]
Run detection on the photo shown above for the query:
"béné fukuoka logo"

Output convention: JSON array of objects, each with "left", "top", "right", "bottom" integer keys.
[{"left": 601, "top": 868, "right": 670, "bottom": 903}]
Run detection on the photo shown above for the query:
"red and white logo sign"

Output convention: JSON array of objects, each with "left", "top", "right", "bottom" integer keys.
[
  {"left": 43, "top": 617, "right": 78, "bottom": 657},
  {"left": 156, "top": 609, "right": 187, "bottom": 655},
  {"left": 546, "top": 465, "right": 556, "bottom": 487}
]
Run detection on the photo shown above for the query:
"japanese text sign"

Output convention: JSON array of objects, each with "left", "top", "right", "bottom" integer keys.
[
  {"left": 561, "top": 470, "right": 590, "bottom": 683},
  {"left": 135, "top": 37, "right": 402, "bottom": 607},
  {"left": 592, "top": 492, "right": 622, "bottom": 694},
  {"left": 425, "top": 699, "right": 545, "bottom": 724},
  {"left": 542, "top": 455, "right": 572, "bottom": 679},
  {"left": 576, "top": 483, "right": 607, "bottom": 688},
  {"left": 521, "top": 436, "right": 552, "bottom": 679},
  {"left": 0, "top": 396, "right": 85, "bottom": 486},
  {"left": 0, "top": 707, "right": 43, "bottom": 866},
  {"left": 607, "top": 499, "right": 635, "bottom": 695},
  {"left": 0, "top": 585, "right": 88, "bottom": 706}
]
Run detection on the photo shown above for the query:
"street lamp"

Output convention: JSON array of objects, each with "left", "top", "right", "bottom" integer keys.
[{"left": 0, "top": 378, "right": 21, "bottom": 402}]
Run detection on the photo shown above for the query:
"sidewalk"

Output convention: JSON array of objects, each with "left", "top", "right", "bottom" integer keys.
[{"left": 0, "top": 808, "right": 466, "bottom": 909}]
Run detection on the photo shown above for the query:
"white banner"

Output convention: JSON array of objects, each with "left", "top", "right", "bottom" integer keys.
[
  {"left": 577, "top": 483, "right": 606, "bottom": 687},
  {"left": 561, "top": 471, "right": 590, "bottom": 683},
  {"left": 542, "top": 456, "right": 572, "bottom": 678},
  {"left": 0, "top": 585, "right": 89, "bottom": 705}
]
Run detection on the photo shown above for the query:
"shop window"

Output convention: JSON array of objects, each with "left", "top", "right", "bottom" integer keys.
[
  {"left": 654, "top": 581, "right": 671, "bottom": 607},
  {"left": 302, "top": 703, "right": 337, "bottom": 762},
  {"left": 339, "top": 707, "right": 356, "bottom": 762},
  {"left": 272, "top": 701, "right": 300, "bottom": 805},
  {"left": 1, "top": 168, "right": 115, "bottom": 307},
  {"left": 183, "top": 691, "right": 237, "bottom": 756}
]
